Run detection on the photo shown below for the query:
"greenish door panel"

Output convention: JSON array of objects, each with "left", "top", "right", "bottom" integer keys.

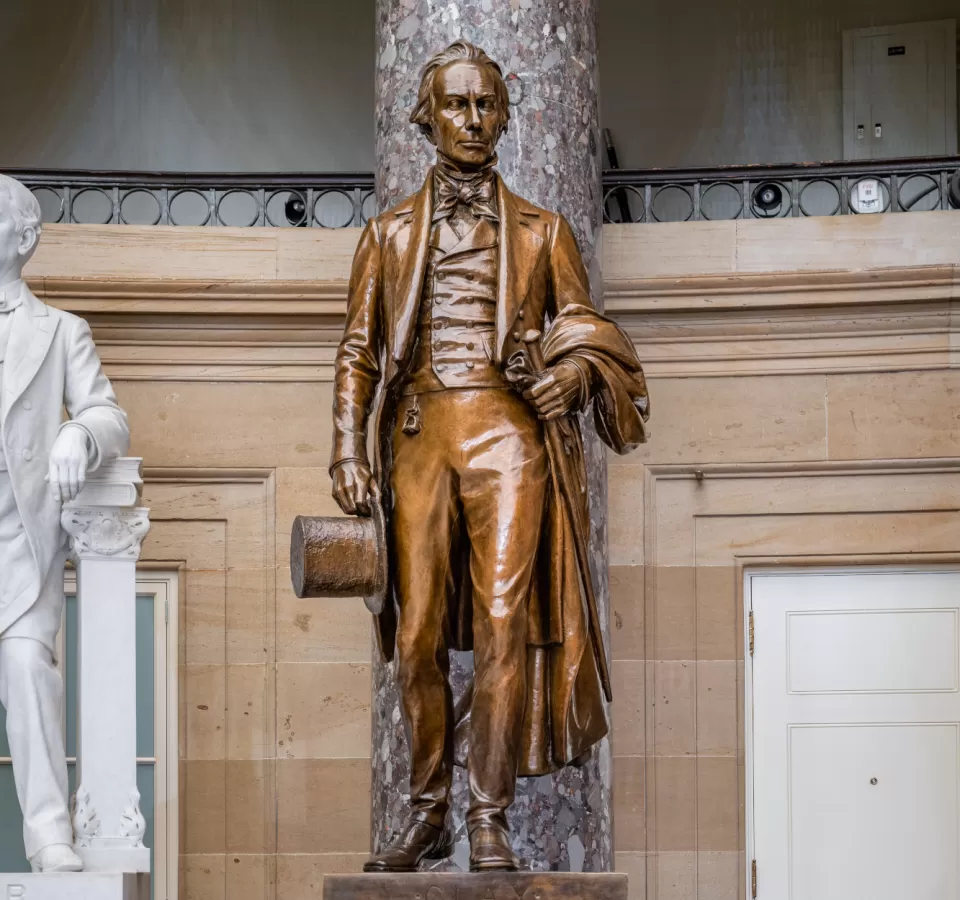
[
  {"left": 0, "top": 592, "right": 157, "bottom": 885},
  {"left": 136, "top": 594, "right": 155, "bottom": 758},
  {"left": 0, "top": 767, "right": 28, "bottom": 873}
]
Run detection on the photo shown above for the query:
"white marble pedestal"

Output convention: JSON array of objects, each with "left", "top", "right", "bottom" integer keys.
[
  {"left": 60, "top": 459, "right": 151, "bottom": 875},
  {"left": 0, "top": 872, "right": 148, "bottom": 900}
]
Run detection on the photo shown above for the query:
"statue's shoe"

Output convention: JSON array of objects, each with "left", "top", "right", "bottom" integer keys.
[
  {"left": 30, "top": 843, "right": 84, "bottom": 873},
  {"left": 468, "top": 823, "right": 519, "bottom": 872},
  {"left": 363, "top": 820, "right": 454, "bottom": 873}
]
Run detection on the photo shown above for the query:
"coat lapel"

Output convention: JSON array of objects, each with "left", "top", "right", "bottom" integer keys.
[
  {"left": 391, "top": 170, "right": 434, "bottom": 365},
  {"left": 495, "top": 177, "right": 544, "bottom": 363},
  {"left": 2, "top": 286, "right": 57, "bottom": 424}
]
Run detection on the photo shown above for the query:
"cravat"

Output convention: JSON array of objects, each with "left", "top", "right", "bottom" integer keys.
[{"left": 432, "top": 156, "right": 499, "bottom": 224}]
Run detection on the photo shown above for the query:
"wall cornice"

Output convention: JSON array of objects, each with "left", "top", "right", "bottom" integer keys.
[{"left": 24, "top": 215, "right": 960, "bottom": 380}]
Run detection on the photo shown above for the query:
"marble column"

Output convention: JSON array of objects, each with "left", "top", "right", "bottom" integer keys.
[{"left": 373, "top": 0, "right": 611, "bottom": 873}]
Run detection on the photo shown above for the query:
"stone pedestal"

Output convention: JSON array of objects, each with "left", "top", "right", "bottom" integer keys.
[
  {"left": 373, "top": 0, "right": 610, "bottom": 872},
  {"left": 60, "top": 459, "right": 151, "bottom": 874},
  {"left": 324, "top": 873, "right": 627, "bottom": 900},
  {"left": 0, "top": 872, "right": 148, "bottom": 900}
]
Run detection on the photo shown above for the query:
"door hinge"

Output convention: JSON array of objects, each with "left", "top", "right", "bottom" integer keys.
[
  {"left": 749, "top": 610, "right": 755, "bottom": 655},
  {"left": 751, "top": 859, "right": 758, "bottom": 898}
]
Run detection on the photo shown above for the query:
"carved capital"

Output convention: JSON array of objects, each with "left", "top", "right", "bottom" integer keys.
[{"left": 61, "top": 507, "right": 150, "bottom": 560}]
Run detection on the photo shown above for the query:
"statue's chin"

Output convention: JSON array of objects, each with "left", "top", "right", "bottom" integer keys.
[{"left": 442, "top": 147, "right": 495, "bottom": 170}]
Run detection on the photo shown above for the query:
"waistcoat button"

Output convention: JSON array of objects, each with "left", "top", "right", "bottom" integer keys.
[
  {"left": 467, "top": 321, "right": 475, "bottom": 329},
  {"left": 466, "top": 361, "right": 475, "bottom": 369},
  {"left": 436, "top": 364, "right": 445, "bottom": 372},
  {"left": 22, "top": 449, "right": 32, "bottom": 461},
  {"left": 22, "top": 399, "right": 32, "bottom": 410},
  {"left": 465, "top": 273, "right": 475, "bottom": 281},
  {"left": 512, "top": 331, "right": 520, "bottom": 341},
  {"left": 466, "top": 343, "right": 474, "bottom": 350},
  {"left": 434, "top": 321, "right": 442, "bottom": 330},
  {"left": 518, "top": 309, "right": 525, "bottom": 320}
]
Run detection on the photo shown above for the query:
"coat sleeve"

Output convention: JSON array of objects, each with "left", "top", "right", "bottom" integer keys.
[
  {"left": 330, "top": 218, "right": 383, "bottom": 472},
  {"left": 546, "top": 212, "right": 595, "bottom": 317},
  {"left": 60, "top": 316, "right": 130, "bottom": 470}
]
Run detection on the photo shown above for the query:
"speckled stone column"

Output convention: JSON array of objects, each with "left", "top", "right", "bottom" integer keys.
[{"left": 372, "top": 0, "right": 611, "bottom": 874}]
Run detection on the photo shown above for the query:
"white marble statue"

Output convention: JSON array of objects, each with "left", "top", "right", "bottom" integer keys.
[{"left": 0, "top": 174, "right": 129, "bottom": 873}]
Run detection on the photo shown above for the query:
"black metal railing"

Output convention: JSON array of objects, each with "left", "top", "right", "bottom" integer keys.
[
  {"left": 6, "top": 157, "right": 960, "bottom": 228},
  {"left": 602, "top": 156, "right": 960, "bottom": 223},
  {"left": 5, "top": 170, "right": 376, "bottom": 228}
]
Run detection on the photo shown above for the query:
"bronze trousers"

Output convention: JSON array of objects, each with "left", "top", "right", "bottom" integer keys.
[{"left": 391, "top": 387, "right": 547, "bottom": 830}]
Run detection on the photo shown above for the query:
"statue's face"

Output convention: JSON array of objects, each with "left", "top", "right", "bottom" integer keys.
[
  {"left": 0, "top": 193, "right": 36, "bottom": 280},
  {"left": 430, "top": 60, "right": 502, "bottom": 168}
]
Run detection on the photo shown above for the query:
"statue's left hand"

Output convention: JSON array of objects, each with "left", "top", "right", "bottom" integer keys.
[
  {"left": 523, "top": 360, "right": 584, "bottom": 421},
  {"left": 47, "top": 428, "right": 90, "bottom": 503}
]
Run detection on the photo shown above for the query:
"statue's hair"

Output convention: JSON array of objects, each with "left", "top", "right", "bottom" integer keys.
[
  {"left": 0, "top": 174, "right": 42, "bottom": 241},
  {"left": 410, "top": 40, "right": 511, "bottom": 139}
]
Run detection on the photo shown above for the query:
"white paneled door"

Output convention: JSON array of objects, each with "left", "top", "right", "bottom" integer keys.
[{"left": 747, "top": 569, "right": 960, "bottom": 900}]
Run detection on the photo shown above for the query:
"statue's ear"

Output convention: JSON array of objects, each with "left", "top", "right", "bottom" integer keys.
[{"left": 18, "top": 226, "right": 38, "bottom": 259}]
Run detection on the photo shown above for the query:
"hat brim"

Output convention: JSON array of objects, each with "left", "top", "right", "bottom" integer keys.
[{"left": 362, "top": 491, "right": 389, "bottom": 615}]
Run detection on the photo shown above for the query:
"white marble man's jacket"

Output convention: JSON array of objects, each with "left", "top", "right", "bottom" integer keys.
[{"left": 0, "top": 283, "right": 129, "bottom": 634}]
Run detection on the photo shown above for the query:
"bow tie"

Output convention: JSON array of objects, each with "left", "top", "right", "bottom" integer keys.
[
  {"left": 0, "top": 284, "right": 23, "bottom": 313},
  {"left": 433, "top": 169, "right": 499, "bottom": 224}
]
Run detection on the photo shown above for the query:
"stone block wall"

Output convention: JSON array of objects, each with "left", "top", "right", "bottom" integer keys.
[{"left": 26, "top": 210, "right": 960, "bottom": 899}]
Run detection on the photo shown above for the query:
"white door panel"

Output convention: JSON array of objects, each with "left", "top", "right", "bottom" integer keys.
[
  {"left": 748, "top": 570, "right": 960, "bottom": 900},
  {"left": 843, "top": 20, "right": 957, "bottom": 160},
  {"left": 790, "top": 724, "right": 959, "bottom": 900},
  {"left": 787, "top": 608, "right": 959, "bottom": 694}
]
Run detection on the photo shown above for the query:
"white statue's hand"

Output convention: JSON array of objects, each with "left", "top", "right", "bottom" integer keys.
[{"left": 47, "top": 428, "right": 90, "bottom": 503}]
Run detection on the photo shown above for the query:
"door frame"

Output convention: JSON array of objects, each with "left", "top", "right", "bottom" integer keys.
[
  {"left": 63, "top": 569, "right": 180, "bottom": 900},
  {"left": 743, "top": 562, "right": 960, "bottom": 900}
]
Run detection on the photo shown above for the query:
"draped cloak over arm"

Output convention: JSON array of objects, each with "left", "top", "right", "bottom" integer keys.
[{"left": 515, "top": 215, "right": 651, "bottom": 775}]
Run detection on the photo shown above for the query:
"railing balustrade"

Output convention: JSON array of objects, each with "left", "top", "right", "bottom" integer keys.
[
  {"left": 5, "top": 156, "right": 959, "bottom": 227},
  {"left": 602, "top": 156, "right": 960, "bottom": 223}
]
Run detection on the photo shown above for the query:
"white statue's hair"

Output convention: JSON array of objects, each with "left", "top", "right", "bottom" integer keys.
[{"left": 0, "top": 174, "right": 42, "bottom": 239}]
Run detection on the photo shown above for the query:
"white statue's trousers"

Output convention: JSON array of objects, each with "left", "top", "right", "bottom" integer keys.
[{"left": 0, "top": 470, "right": 72, "bottom": 859}]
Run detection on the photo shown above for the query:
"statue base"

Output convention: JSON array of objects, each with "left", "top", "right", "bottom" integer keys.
[
  {"left": 324, "top": 872, "right": 628, "bottom": 900},
  {"left": 0, "top": 872, "right": 148, "bottom": 899}
]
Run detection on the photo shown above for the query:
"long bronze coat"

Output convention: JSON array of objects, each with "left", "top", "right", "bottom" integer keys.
[{"left": 332, "top": 169, "right": 650, "bottom": 774}]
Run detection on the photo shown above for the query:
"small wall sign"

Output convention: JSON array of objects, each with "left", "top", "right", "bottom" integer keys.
[{"left": 888, "top": 45, "right": 906, "bottom": 56}]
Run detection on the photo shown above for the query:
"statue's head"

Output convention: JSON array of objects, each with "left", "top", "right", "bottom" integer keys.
[
  {"left": 411, "top": 40, "right": 510, "bottom": 169},
  {"left": 0, "top": 175, "right": 42, "bottom": 281}
]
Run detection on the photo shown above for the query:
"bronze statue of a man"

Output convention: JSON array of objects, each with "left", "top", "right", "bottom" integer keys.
[{"left": 330, "top": 40, "right": 649, "bottom": 872}]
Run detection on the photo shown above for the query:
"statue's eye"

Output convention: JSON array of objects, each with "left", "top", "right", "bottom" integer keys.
[
  {"left": 479, "top": 99, "right": 495, "bottom": 111},
  {"left": 448, "top": 99, "right": 465, "bottom": 110}
]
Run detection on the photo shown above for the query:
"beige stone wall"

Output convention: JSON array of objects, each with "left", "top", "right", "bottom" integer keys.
[{"left": 26, "top": 210, "right": 960, "bottom": 899}]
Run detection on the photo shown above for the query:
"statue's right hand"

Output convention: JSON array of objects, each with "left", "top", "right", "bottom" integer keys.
[{"left": 331, "top": 460, "right": 373, "bottom": 516}]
